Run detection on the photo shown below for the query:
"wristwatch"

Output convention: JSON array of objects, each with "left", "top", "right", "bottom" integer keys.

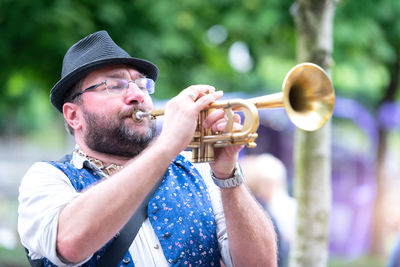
[{"left": 211, "top": 163, "right": 244, "bottom": 189}]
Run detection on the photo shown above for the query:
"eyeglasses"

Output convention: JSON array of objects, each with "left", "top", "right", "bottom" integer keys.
[{"left": 70, "top": 77, "right": 155, "bottom": 101}]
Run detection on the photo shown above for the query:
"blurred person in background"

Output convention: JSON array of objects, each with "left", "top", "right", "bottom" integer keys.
[
  {"left": 17, "top": 30, "right": 277, "bottom": 267},
  {"left": 241, "top": 153, "right": 297, "bottom": 267}
]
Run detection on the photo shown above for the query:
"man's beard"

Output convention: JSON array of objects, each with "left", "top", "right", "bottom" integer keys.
[{"left": 82, "top": 106, "right": 156, "bottom": 158}]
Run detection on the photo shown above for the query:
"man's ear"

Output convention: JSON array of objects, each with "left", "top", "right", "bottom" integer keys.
[{"left": 63, "top": 102, "right": 83, "bottom": 131}]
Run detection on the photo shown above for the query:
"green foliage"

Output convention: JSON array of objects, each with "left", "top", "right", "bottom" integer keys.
[
  {"left": 0, "top": 0, "right": 399, "bottom": 136},
  {"left": 0, "top": 0, "right": 296, "bottom": 137},
  {"left": 333, "top": 0, "right": 400, "bottom": 108}
]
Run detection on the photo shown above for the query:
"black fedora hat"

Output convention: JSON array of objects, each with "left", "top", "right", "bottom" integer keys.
[{"left": 50, "top": 30, "right": 159, "bottom": 113}]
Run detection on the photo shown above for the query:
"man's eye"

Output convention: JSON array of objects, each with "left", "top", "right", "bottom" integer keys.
[
  {"left": 108, "top": 80, "right": 127, "bottom": 90},
  {"left": 108, "top": 85, "right": 122, "bottom": 90},
  {"left": 135, "top": 79, "right": 147, "bottom": 90}
]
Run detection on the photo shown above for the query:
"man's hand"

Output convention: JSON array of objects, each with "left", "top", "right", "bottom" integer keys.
[
  {"left": 157, "top": 85, "right": 223, "bottom": 157},
  {"left": 202, "top": 109, "right": 244, "bottom": 179}
]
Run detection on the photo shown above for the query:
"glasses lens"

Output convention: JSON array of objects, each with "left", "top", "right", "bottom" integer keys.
[
  {"left": 140, "top": 78, "right": 155, "bottom": 94},
  {"left": 106, "top": 78, "right": 127, "bottom": 94},
  {"left": 147, "top": 79, "right": 155, "bottom": 94},
  {"left": 105, "top": 78, "right": 155, "bottom": 95}
]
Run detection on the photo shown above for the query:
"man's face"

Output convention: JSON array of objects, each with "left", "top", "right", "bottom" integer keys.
[{"left": 78, "top": 65, "right": 156, "bottom": 158}]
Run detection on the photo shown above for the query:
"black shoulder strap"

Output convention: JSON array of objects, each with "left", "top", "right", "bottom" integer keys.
[
  {"left": 97, "top": 176, "right": 163, "bottom": 267},
  {"left": 25, "top": 248, "right": 44, "bottom": 267}
]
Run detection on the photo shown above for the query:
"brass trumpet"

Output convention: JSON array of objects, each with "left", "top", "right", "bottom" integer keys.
[{"left": 134, "top": 63, "right": 335, "bottom": 163}]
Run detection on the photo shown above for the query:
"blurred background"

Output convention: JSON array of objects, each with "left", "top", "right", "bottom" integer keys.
[{"left": 0, "top": 0, "right": 399, "bottom": 266}]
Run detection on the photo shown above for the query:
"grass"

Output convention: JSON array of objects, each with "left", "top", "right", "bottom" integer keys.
[{"left": 329, "top": 255, "right": 386, "bottom": 267}]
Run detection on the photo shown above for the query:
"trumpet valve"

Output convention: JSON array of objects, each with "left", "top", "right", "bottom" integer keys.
[
  {"left": 247, "top": 133, "right": 258, "bottom": 148},
  {"left": 247, "top": 142, "right": 257, "bottom": 148}
]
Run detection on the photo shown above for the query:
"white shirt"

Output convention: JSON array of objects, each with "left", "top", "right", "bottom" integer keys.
[{"left": 18, "top": 151, "right": 232, "bottom": 266}]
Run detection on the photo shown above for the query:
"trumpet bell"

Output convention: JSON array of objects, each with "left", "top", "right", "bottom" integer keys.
[
  {"left": 283, "top": 63, "right": 335, "bottom": 131},
  {"left": 248, "top": 63, "right": 335, "bottom": 132}
]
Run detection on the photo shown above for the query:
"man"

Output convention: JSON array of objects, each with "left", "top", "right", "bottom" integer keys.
[{"left": 18, "top": 30, "right": 277, "bottom": 267}]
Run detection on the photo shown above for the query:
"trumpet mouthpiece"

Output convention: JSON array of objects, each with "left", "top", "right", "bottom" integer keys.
[{"left": 132, "top": 110, "right": 150, "bottom": 122}]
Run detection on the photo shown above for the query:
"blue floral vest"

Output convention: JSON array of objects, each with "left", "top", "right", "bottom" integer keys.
[{"left": 41, "top": 154, "right": 220, "bottom": 267}]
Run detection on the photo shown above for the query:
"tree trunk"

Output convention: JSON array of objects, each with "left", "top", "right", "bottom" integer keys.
[
  {"left": 289, "top": 1, "right": 337, "bottom": 267},
  {"left": 370, "top": 127, "right": 387, "bottom": 257}
]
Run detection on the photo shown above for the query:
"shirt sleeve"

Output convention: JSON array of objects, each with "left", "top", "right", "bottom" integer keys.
[
  {"left": 17, "top": 162, "right": 92, "bottom": 266},
  {"left": 189, "top": 159, "right": 233, "bottom": 267}
]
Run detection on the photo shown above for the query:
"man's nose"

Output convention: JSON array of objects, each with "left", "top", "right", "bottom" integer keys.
[{"left": 123, "top": 84, "right": 145, "bottom": 105}]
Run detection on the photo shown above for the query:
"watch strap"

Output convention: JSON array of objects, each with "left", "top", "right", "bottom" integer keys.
[{"left": 211, "top": 163, "right": 244, "bottom": 188}]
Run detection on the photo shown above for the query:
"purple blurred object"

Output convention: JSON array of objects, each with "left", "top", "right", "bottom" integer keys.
[{"left": 378, "top": 101, "right": 400, "bottom": 130}]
